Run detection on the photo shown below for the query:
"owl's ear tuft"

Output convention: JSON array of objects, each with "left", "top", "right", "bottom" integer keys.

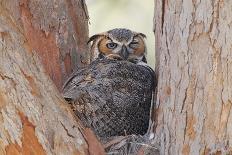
[
  {"left": 87, "top": 34, "right": 101, "bottom": 44},
  {"left": 88, "top": 33, "right": 107, "bottom": 44},
  {"left": 137, "top": 33, "right": 146, "bottom": 38}
]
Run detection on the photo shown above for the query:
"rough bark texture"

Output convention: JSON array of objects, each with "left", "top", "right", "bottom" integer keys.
[
  {"left": 0, "top": 0, "right": 105, "bottom": 155},
  {"left": 0, "top": 27, "right": 88, "bottom": 154},
  {"left": 154, "top": 0, "right": 232, "bottom": 154},
  {"left": 18, "top": 0, "right": 89, "bottom": 90}
]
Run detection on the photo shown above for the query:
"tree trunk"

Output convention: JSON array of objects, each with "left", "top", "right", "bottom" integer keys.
[
  {"left": 154, "top": 0, "right": 232, "bottom": 154},
  {"left": 0, "top": 0, "right": 105, "bottom": 155},
  {"left": 19, "top": 0, "right": 89, "bottom": 90}
]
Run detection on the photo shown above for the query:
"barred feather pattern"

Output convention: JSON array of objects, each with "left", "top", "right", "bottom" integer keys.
[
  {"left": 62, "top": 58, "right": 155, "bottom": 143},
  {"left": 107, "top": 28, "right": 133, "bottom": 42}
]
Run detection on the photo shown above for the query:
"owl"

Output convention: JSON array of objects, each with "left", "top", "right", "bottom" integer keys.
[
  {"left": 88, "top": 28, "right": 147, "bottom": 65},
  {"left": 63, "top": 28, "right": 155, "bottom": 143}
]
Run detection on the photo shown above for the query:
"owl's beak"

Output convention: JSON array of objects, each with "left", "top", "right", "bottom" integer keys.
[{"left": 119, "top": 45, "right": 129, "bottom": 60}]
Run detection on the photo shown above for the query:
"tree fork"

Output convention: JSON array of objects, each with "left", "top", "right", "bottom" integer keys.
[{"left": 0, "top": 0, "right": 104, "bottom": 154}]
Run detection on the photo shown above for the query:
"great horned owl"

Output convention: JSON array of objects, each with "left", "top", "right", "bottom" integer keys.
[
  {"left": 88, "top": 28, "right": 147, "bottom": 65},
  {"left": 63, "top": 28, "right": 155, "bottom": 143}
]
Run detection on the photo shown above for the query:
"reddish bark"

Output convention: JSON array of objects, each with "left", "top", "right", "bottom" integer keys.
[{"left": 19, "top": 0, "right": 89, "bottom": 90}]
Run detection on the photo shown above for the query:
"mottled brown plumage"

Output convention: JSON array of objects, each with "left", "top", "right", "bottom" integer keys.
[
  {"left": 63, "top": 28, "right": 155, "bottom": 143},
  {"left": 62, "top": 58, "right": 155, "bottom": 142}
]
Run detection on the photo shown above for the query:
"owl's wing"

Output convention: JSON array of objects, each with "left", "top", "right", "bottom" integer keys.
[{"left": 62, "top": 58, "right": 155, "bottom": 142}]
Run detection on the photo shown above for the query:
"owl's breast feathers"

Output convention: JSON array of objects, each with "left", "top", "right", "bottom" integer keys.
[{"left": 62, "top": 58, "right": 155, "bottom": 142}]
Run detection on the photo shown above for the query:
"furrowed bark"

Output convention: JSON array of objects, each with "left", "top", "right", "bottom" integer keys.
[
  {"left": 19, "top": 0, "right": 89, "bottom": 90},
  {"left": 0, "top": 27, "right": 88, "bottom": 154},
  {"left": 0, "top": 0, "right": 105, "bottom": 154},
  {"left": 154, "top": 0, "right": 232, "bottom": 154}
]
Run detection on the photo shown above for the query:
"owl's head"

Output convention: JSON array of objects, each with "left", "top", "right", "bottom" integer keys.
[{"left": 88, "top": 28, "right": 147, "bottom": 64}]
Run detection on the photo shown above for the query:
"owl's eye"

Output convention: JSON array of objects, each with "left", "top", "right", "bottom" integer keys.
[
  {"left": 129, "top": 41, "right": 139, "bottom": 48},
  {"left": 106, "top": 43, "right": 117, "bottom": 49},
  {"left": 130, "top": 40, "right": 139, "bottom": 44}
]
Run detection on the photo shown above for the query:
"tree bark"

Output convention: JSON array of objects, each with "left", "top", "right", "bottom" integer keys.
[
  {"left": 154, "top": 0, "right": 232, "bottom": 154},
  {"left": 19, "top": 0, "right": 89, "bottom": 90},
  {"left": 0, "top": 0, "right": 105, "bottom": 155},
  {"left": 0, "top": 29, "right": 87, "bottom": 154}
]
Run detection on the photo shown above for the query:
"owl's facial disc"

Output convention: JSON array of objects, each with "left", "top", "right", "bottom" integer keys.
[
  {"left": 105, "top": 39, "right": 130, "bottom": 60},
  {"left": 89, "top": 28, "right": 147, "bottom": 62},
  {"left": 105, "top": 36, "right": 143, "bottom": 60}
]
